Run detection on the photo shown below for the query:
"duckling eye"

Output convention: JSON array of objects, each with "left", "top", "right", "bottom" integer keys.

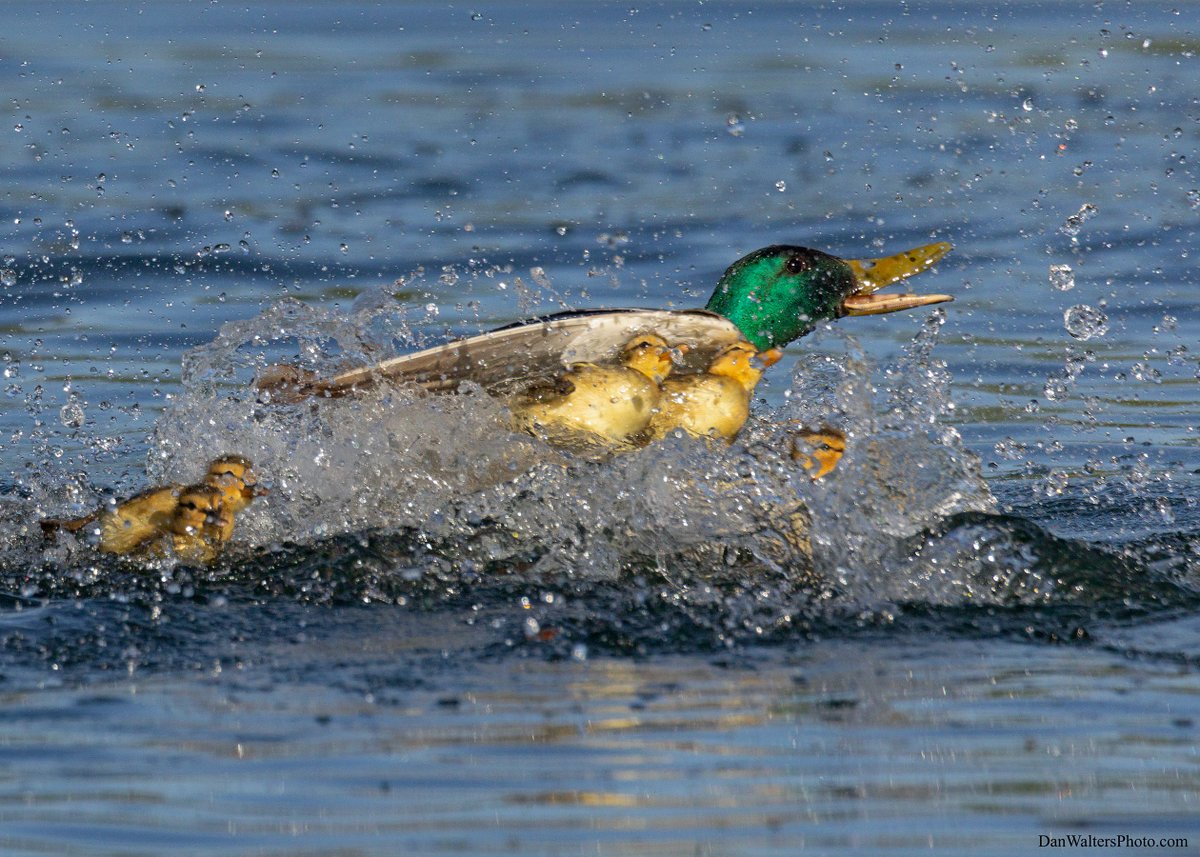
[{"left": 785, "top": 255, "right": 808, "bottom": 275}]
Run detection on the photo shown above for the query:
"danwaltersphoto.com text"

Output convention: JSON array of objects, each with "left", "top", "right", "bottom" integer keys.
[{"left": 1039, "top": 835, "right": 1188, "bottom": 848}]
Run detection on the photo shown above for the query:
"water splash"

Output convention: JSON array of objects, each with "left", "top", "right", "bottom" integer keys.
[
  {"left": 146, "top": 301, "right": 1000, "bottom": 607},
  {"left": 8, "top": 285, "right": 1198, "bottom": 657}
]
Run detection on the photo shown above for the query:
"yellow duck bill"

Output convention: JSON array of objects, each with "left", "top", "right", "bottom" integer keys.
[{"left": 841, "top": 241, "right": 954, "bottom": 317}]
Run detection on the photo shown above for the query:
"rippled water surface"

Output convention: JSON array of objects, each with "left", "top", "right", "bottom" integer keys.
[{"left": 1, "top": 2, "right": 1199, "bottom": 855}]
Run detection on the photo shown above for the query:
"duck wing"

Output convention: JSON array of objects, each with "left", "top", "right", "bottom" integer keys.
[{"left": 258, "top": 309, "right": 744, "bottom": 401}]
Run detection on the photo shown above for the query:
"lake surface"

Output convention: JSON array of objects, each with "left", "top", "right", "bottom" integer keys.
[{"left": 1, "top": 2, "right": 1198, "bottom": 855}]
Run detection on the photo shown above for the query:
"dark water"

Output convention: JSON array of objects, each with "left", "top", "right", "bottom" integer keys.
[{"left": 1, "top": 2, "right": 1199, "bottom": 854}]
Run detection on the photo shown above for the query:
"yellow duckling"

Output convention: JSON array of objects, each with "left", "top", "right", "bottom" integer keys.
[
  {"left": 788, "top": 427, "right": 847, "bottom": 480},
  {"left": 511, "top": 333, "right": 677, "bottom": 448},
  {"left": 647, "top": 341, "right": 782, "bottom": 443},
  {"left": 40, "top": 456, "right": 264, "bottom": 556},
  {"left": 41, "top": 484, "right": 184, "bottom": 555},
  {"left": 205, "top": 453, "right": 268, "bottom": 514},
  {"left": 168, "top": 483, "right": 232, "bottom": 564}
]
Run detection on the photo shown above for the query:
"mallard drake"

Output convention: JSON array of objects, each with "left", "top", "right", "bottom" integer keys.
[
  {"left": 509, "top": 333, "right": 677, "bottom": 447},
  {"left": 40, "top": 456, "right": 264, "bottom": 557},
  {"left": 254, "top": 243, "right": 950, "bottom": 462},
  {"left": 256, "top": 242, "right": 951, "bottom": 404}
]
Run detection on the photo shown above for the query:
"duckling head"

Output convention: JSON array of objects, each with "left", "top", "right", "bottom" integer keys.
[
  {"left": 205, "top": 454, "right": 267, "bottom": 513},
  {"left": 171, "top": 484, "right": 229, "bottom": 537},
  {"left": 707, "top": 341, "right": 778, "bottom": 392},
  {"left": 620, "top": 334, "right": 677, "bottom": 384}
]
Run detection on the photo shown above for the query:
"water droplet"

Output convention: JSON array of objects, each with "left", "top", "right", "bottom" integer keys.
[
  {"left": 1022, "top": 98, "right": 1034, "bottom": 111},
  {"left": 1049, "top": 263, "right": 1075, "bottom": 291},
  {"left": 1044, "top": 374, "right": 1070, "bottom": 401},
  {"left": 0, "top": 268, "right": 15, "bottom": 287},
  {"left": 59, "top": 402, "right": 85, "bottom": 428},
  {"left": 120, "top": 231, "right": 134, "bottom": 244},
  {"left": 725, "top": 113, "right": 745, "bottom": 137},
  {"left": 1060, "top": 202, "right": 1098, "bottom": 240},
  {"left": 1037, "top": 469, "right": 1069, "bottom": 496},
  {"left": 994, "top": 439, "right": 1027, "bottom": 461},
  {"left": 530, "top": 267, "right": 553, "bottom": 289},
  {"left": 1063, "top": 304, "right": 1109, "bottom": 340},
  {"left": 775, "top": 180, "right": 787, "bottom": 192},
  {"left": 1130, "top": 361, "right": 1161, "bottom": 383}
]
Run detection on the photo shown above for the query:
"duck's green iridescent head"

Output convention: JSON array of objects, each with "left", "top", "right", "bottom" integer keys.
[{"left": 705, "top": 246, "right": 858, "bottom": 350}]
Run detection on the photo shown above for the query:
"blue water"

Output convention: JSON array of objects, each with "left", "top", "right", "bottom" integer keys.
[{"left": 1, "top": 2, "right": 1199, "bottom": 855}]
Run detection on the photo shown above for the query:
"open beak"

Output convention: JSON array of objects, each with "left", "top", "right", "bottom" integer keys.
[{"left": 841, "top": 241, "right": 954, "bottom": 317}]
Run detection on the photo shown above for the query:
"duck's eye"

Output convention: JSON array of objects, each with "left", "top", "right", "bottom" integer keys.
[{"left": 785, "top": 255, "right": 808, "bottom": 275}]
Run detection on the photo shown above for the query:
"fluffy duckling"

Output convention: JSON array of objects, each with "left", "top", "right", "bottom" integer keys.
[
  {"left": 511, "top": 333, "right": 677, "bottom": 447},
  {"left": 168, "top": 484, "right": 232, "bottom": 564},
  {"left": 41, "top": 484, "right": 184, "bottom": 555},
  {"left": 205, "top": 454, "right": 268, "bottom": 514},
  {"left": 788, "top": 427, "right": 847, "bottom": 480},
  {"left": 40, "top": 455, "right": 264, "bottom": 556},
  {"left": 647, "top": 341, "right": 782, "bottom": 443}
]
